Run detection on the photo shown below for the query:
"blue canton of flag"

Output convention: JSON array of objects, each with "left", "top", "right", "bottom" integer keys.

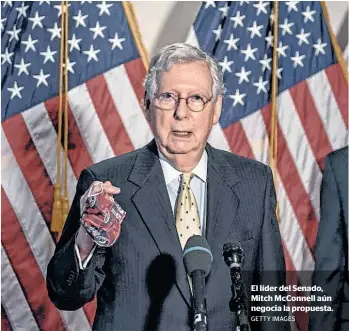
[
  {"left": 1, "top": 0, "right": 139, "bottom": 121},
  {"left": 194, "top": 1, "right": 335, "bottom": 128}
]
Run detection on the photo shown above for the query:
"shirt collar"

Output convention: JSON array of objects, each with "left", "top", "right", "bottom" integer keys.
[{"left": 158, "top": 148, "right": 208, "bottom": 185}]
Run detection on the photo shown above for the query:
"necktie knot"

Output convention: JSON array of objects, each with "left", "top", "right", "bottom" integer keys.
[{"left": 181, "top": 173, "right": 193, "bottom": 189}]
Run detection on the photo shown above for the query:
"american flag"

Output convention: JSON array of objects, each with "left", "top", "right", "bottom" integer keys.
[
  {"left": 1, "top": 1, "right": 152, "bottom": 330},
  {"left": 186, "top": 1, "right": 348, "bottom": 330}
]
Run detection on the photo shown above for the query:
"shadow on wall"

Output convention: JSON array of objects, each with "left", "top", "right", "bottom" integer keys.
[
  {"left": 151, "top": 1, "right": 201, "bottom": 57},
  {"left": 335, "top": 8, "right": 348, "bottom": 58}
]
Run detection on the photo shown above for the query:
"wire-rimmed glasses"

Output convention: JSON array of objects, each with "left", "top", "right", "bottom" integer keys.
[{"left": 153, "top": 92, "right": 213, "bottom": 112}]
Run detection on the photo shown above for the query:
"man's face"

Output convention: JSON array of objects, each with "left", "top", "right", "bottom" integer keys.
[{"left": 146, "top": 61, "right": 222, "bottom": 157}]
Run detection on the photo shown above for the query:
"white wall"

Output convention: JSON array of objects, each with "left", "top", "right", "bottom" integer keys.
[{"left": 132, "top": 1, "right": 201, "bottom": 56}]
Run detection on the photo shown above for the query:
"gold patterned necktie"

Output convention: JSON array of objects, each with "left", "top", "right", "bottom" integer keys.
[{"left": 176, "top": 173, "right": 201, "bottom": 249}]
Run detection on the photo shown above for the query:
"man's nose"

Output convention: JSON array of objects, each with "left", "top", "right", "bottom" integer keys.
[{"left": 174, "top": 98, "right": 190, "bottom": 120}]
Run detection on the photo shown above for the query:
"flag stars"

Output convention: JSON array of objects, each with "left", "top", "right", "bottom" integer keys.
[
  {"left": 247, "top": 21, "right": 263, "bottom": 39},
  {"left": 204, "top": 1, "right": 216, "bottom": 9},
  {"left": 302, "top": 6, "right": 316, "bottom": 23},
  {"left": 64, "top": 58, "right": 76, "bottom": 74},
  {"left": 28, "top": 11, "right": 45, "bottom": 29},
  {"left": 259, "top": 54, "right": 272, "bottom": 71},
  {"left": 6, "top": 25, "right": 21, "bottom": 42},
  {"left": 14, "top": 58, "right": 31, "bottom": 75},
  {"left": 241, "top": 43, "right": 258, "bottom": 62},
  {"left": 2, "top": 1, "right": 13, "bottom": 7},
  {"left": 218, "top": 56, "right": 234, "bottom": 73},
  {"left": 33, "top": 69, "right": 50, "bottom": 87},
  {"left": 230, "top": 11, "right": 245, "bottom": 28},
  {"left": 90, "top": 21, "right": 106, "bottom": 39},
  {"left": 253, "top": 1, "right": 269, "bottom": 16},
  {"left": 68, "top": 34, "right": 82, "bottom": 52},
  {"left": 1, "top": 17, "right": 6, "bottom": 31},
  {"left": 224, "top": 33, "right": 239, "bottom": 51},
  {"left": 47, "top": 22, "right": 61, "bottom": 40},
  {"left": 219, "top": 3, "right": 229, "bottom": 17},
  {"left": 279, "top": 18, "right": 294, "bottom": 36},
  {"left": 277, "top": 41, "right": 289, "bottom": 58},
  {"left": 40, "top": 45, "right": 57, "bottom": 64},
  {"left": 277, "top": 68, "right": 283, "bottom": 79},
  {"left": 285, "top": 0, "right": 299, "bottom": 13},
  {"left": 97, "top": 1, "right": 113, "bottom": 16},
  {"left": 54, "top": 3, "right": 71, "bottom": 17},
  {"left": 83, "top": 44, "right": 100, "bottom": 62},
  {"left": 15, "top": 2, "right": 29, "bottom": 18},
  {"left": 109, "top": 33, "right": 126, "bottom": 50},
  {"left": 7, "top": 81, "right": 24, "bottom": 99},
  {"left": 235, "top": 66, "right": 251, "bottom": 84},
  {"left": 291, "top": 51, "right": 306, "bottom": 68},
  {"left": 296, "top": 29, "right": 310, "bottom": 45},
  {"left": 229, "top": 89, "right": 246, "bottom": 106},
  {"left": 21, "top": 34, "right": 38, "bottom": 53},
  {"left": 265, "top": 30, "right": 273, "bottom": 48},
  {"left": 73, "top": 9, "right": 88, "bottom": 28},
  {"left": 313, "top": 39, "right": 327, "bottom": 55},
  {"left": 253, "top": 77, "right": 268, "bottom": 94},
  {"left": 1, "top": 48, "right": 14, "bottom": 65},
  {"left": 212, "top": 25, "right": 222, "bottom": 41},
  {"left": 269, "top": 9, "right": 274, "bottom": 23}
]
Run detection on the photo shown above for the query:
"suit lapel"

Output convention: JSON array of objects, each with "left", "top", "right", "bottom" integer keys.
[
  {"left": 205, "top": 145, "right": 240, "bottom": 287},
  {"left": 128, "top": 140, "right": 191, "bottom": 306}
]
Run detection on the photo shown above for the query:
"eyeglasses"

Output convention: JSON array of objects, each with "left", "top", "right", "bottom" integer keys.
[{"left": 153, "top": 92, "right": 213, "bottom": 112}]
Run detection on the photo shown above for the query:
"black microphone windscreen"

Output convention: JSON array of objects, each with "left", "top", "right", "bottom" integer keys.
[
  {"left": 183, "top": 235, "right": 213, "bottom": 277},
  {"left": 222, "top": 242, "right": 244, "bottom": 268}
]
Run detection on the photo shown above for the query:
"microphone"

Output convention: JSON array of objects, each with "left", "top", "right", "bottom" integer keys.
[
  {"left": 222, "top": 242, "right": 250, "bottom": 331},
  {"left": 183, "top": 235, "right": 213, "bottom": 331},
  {"left": 222, "top": 242, "right": 244, "bottom": 283}
]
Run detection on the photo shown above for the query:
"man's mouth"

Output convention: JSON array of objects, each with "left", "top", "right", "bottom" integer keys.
[{"left": 172, "top": 130, "right": 192, "bottom": 137}]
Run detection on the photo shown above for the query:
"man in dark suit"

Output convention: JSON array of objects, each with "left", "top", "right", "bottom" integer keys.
[
  {"left": 309, "top": 146, "right": 348, "bottom": 331},
  {"left": 47, "top": 43, "right": 289, "bottom": 331}
]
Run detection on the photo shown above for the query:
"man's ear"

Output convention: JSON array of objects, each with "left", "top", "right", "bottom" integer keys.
[
  {"left": 212, "top": 95, "right": 222, "bottom": 125},
  {"left": 143, "top": 92, "right": 151, "bottom": 121}
]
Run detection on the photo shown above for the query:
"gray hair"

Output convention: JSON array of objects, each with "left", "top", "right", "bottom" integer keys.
[{"left": 144, "top": 43, "right": 225, "bottom": 103}]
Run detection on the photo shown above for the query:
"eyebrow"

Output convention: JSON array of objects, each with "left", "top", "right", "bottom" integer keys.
[{"left": 160, "top": 90, "right": 210, "bottom": 97}]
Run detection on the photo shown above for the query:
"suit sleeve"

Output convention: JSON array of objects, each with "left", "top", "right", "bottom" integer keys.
[
  {"left": 46, "top": 169, "right": 106, "bottom": 310},
  {"left": 252, "top": 166, "right": 290, "bottom": 331},
  {"left": 309, "top": 155, "right": 345, "bottom": 331}
]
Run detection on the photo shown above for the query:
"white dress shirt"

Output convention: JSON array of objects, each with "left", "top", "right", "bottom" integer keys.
[{"left": 158, "top": 149, "right": 208, "bottom": 234}]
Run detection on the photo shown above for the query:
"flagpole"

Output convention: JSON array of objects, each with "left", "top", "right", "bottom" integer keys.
[
  {"left": 62, "top": 1, "right": 70, "bottom": 233},
  {"left": 51, "top": 0, "right": 66, "bottom": 232},
  {"left": 270, "top": 1, "right": 280, "bottom": 222},
  {"left": 51, "top": 0, "right": 69, "bottom": 234}
]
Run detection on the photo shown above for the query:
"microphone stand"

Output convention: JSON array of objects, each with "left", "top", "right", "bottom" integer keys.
[
  {"left": 229, "top": 267, "right": 251, "bottom": 331},
  {"left": 192, "top": 270, "right": 207, "bottom": 331}
]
